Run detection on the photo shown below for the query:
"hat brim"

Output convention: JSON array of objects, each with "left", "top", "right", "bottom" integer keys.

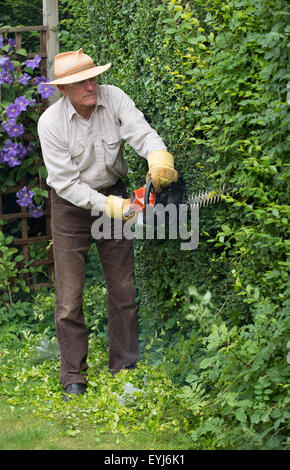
[{"left": 46, "top": 63, "right": 111, "bottom": 85}]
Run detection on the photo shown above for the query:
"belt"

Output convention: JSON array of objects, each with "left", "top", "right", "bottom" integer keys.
[{"left": 97, "top": 179, "right": 122, "bottom": 196}]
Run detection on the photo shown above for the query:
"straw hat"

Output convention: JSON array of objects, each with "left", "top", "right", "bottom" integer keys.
[{"left": 47, "top": 49, "right": 111, "bottom": 85}]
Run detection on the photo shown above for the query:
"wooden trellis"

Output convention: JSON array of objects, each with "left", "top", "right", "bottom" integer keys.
[
  {"left": 0, "top": 183, "right": 53, "bottom": 289},
  {"left": 0, "top": 25, "right": 48, "bottom": 75},
  {"left": 0, "top": 25, "right": 54, "bottom": 289}
]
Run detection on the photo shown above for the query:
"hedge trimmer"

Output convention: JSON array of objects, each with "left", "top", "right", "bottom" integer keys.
[{"left": 124, "top": 177, "right": 233, "bottom": 225}]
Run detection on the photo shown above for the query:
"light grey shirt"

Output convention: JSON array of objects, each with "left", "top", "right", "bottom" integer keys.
[{"left": 37, "top": 84, "right": 167, "bottom": 212}]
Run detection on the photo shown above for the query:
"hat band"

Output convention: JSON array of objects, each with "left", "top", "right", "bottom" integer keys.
[{"left": 56, "top": 62, "right": 95, "bottom": 79}]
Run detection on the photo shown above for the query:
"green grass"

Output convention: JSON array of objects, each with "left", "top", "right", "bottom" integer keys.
[
  {"left": 0, "top": 334, "right": 192, "bottom": 451},
  {"left": 0, "top": 401, "right": 187, "bottom": 450}
]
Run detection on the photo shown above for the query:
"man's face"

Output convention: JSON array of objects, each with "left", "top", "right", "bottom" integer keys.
[{"left": 58, "top": 77, "right": 97, "bottom": 109}]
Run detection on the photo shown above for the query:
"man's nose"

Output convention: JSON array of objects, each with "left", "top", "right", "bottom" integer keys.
[{"left": 84, "top": 80, "right": 95, "bottom": 90}]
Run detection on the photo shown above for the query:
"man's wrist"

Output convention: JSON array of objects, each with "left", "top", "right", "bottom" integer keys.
[{"left": 147, "top": 150, "right": 174, "bottom": 168}]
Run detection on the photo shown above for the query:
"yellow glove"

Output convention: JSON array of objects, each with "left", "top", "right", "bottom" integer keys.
[
  {"left": 105, "top": 195, "right": 135, "bottom": 220},
  {"left": 146, "top": 150, "right": 178, "bottom": 193}
]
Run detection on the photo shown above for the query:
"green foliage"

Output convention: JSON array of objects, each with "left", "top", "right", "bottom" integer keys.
[
  {"left": 32, "top": 289, "right": 56, "bottom": 333},
  {"left": 0, "top": 300, "right": 32, "bottom": 343},
  {"left": 58, "top": 0, "right": 290, "bottom": 449},
  {"left": 83, "top": 282, "right": 108, "bottom": 338},
  {"left": 0, "top": 223, "right": 30, "bottom": 304},
  {"left": 0, "top": 282, "right": 108, "bottom": 344},
  {"left": 176, "top": 286, "right": 289, "bottom": 449},
  {"left": 0, "top": 0, "right": 42, "bottom": 28},
  {"left": 58, "top": 0, "right": 92, "bottom": 51}
]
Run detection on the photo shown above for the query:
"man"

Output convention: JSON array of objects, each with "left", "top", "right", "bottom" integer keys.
[{"left": 38, "top": 49, "right": 178, "bottom": 398}]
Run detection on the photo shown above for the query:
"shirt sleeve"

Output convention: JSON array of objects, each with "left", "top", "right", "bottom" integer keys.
[
  {"left": 112, "top": 86, "right": 167, "bottom": 158},
  {"left": 37, "top": 117, "right": 107, "bottom": 212}
]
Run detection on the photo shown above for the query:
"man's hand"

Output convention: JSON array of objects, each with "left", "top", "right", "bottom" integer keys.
[
  {"left": 105, "top": 195, "right": 136, "bottom": 220},
  {"left": 146, "top": 150, "right": 178, "bottom": 193}
]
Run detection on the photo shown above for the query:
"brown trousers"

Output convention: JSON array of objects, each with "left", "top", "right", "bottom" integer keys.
[{"left": 50, "top": 181, "right": 138, "bottom": 387}]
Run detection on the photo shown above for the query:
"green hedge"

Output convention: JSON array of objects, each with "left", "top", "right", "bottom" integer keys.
[{"left": 58, "top": 0, "right": 289, "bottom": 449}]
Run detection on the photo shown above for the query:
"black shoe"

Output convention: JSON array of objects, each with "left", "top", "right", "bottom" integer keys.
[
  {"left": 63, "top": 382, "right": 86, "bottom": 401},
  {"left": 125, "top": 362, "right": 137, "bottom": 370}
]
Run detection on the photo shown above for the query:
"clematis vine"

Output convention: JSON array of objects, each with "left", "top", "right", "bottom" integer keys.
[{"left": 0, "top": 35, "right": 55, "bottom": 218}]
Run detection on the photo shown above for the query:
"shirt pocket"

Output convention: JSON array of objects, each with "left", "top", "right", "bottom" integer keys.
[
  {"left": 101, "top": 126, "right": 121, "bottom": 165},
  {"left": 70, "top": 139, "right": 86, "bottom": 165}
]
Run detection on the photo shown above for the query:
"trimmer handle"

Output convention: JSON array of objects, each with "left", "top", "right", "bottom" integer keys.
[{"left": 145, "top": 178, "right": 153, "bottom": 207}]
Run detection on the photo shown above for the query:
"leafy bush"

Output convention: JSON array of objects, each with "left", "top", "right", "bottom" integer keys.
[
  {"left": 83, "top": 282, "right": 108, "bottom": 339},
  {"left": 0, "top": 225, "right": 30, "bottom": 303},
  {"left": 0, "top": 300, "right": 32, "bottom": 343},
  {"left": 171, "top": 286, "right": 289, "bottom": 449}
]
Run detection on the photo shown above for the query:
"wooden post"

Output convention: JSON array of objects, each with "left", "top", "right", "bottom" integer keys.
[{"left": 43, "top": 0, "right": 60, "bottom": 104}]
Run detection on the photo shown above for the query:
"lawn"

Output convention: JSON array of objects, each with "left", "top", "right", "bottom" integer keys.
[
  {"left": 0, "top": 333, "right": 191, "bottom": 451},
  {"left": 0, "top": 401, "right": 187, "bottom": 450}
]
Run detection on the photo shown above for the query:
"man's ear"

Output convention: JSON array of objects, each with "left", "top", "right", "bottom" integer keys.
[{"left": 57, "top": 85, "right": 67, "bottom": 95}]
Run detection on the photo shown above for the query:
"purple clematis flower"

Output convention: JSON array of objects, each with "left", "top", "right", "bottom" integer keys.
[
  {"left": 0, "top": 56, "right": 14, "bottom": 71},
  {"left": 14, "top": 95, "right": 30, "bottom": 112},
  {"left": 17, "top": 72, "right": 32, "bottom": 85},
  {"left": 0, "top": 58, "right": 14, "bottom": 84},
  {"left": 2, "top": 140, "right": 22, "bottom": 166},
  {"left": 1, "top": 120, "right": 10, "bottom": 132},
  {"left": 9, "top": 122, "right": 24, "bottom": 137},
  {"left": 7, "top": 38, "right": 15, "bottom": 53},
  {"left": 16, "top": 142, "right": 27, "bottom": 158},
  {"left": 1, "top": 139, "right": 27, "bottom": 168},
  {"left": 28, "top": 203, "right": 43, "bottom": 218},
  {"left": 27, "top": 142, "right": 35, "bottom": 154},
  {"left": 35, "top": 75, "right": 48, "bottom": 85},
  {"left": 2, "top": 119, "right": 24, "bottom": 138},
  {"left": 4, "top": 154, "right": 22, "bottom": 167},
  {"left": 25, "top": 54, "right": 41, "bottom": 70},
  {"left": 0, "top": 70, "right": 14, "bottom": 84},
  {"left": 38, "top": 81, "right": 55, "bottom": 99},
  {"left": 6, "top": 102, "right": 22, "bottom": 119},
  {"left": 16, "top": 186, "right": 34, "bottom": 207},
  {"left": 3, "top": 139, "right": 18, "bottom": 155},
  {"left": 0, "top": 35, "right": 4, "bottom": 49}
]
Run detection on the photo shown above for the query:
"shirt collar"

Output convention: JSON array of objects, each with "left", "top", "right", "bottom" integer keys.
[
  {"left": 96, "top": 85, "right": 106, "bottom": 108},
  {"left": 66, "top": 95, "right": 77, "bottom": 121},
  {"left": 66, "top": 85, "right": 106, "bottom": 121}
]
